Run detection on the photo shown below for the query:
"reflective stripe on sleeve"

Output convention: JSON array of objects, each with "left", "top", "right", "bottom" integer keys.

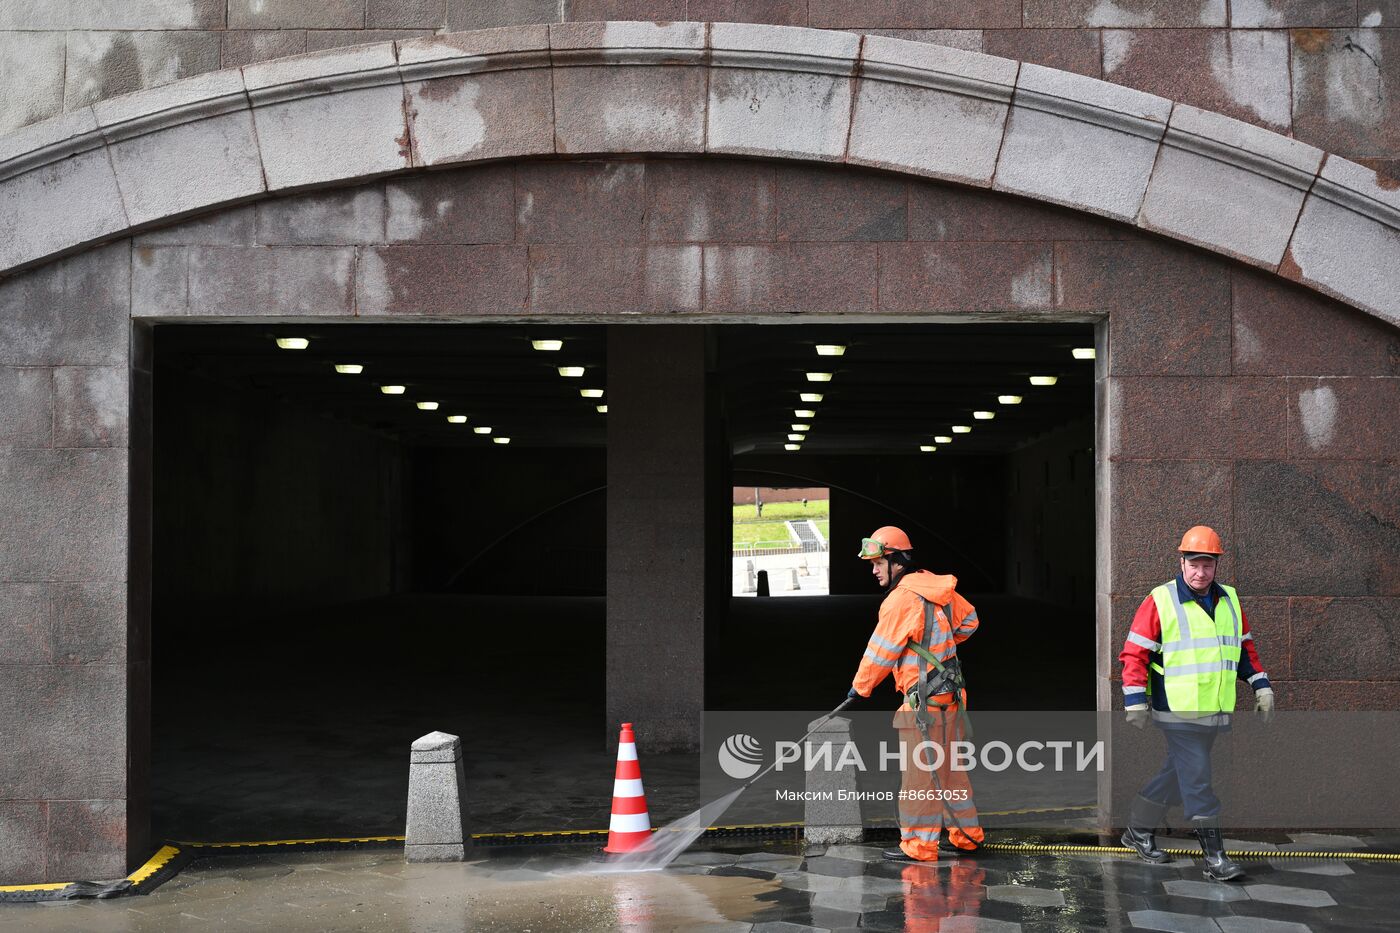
[
  {"left": 867, "top": 632, "right": 905, "bottom": 653},
  {"left": 1127, "top": 631, "right": 1163, "bottom": 652},
  {"left": 863, "top": 647, "right": 897, "bottom": 668},
  {"left": 1247, "top": 671, "right": 1269, "bottom": 684}
]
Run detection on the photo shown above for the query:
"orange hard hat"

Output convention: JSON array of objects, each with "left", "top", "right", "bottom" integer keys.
[
  {"left": 858, "top": 526, "right": 913, "bottom": 559},
  {"left": 1178, "top": 525, "right": 1224, "bottom": 556}
]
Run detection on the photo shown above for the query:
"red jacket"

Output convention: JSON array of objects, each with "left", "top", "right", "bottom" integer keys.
[{"left": 1119, "top": 576, "right": 1269, "bottom": 710}]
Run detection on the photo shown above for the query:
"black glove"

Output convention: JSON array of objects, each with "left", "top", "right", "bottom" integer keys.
[{"left": 846, "top": 688, "right": 861, "bottom": 701}]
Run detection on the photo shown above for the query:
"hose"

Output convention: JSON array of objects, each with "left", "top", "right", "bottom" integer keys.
[{"left": 977, "top": 841, "right": 1400, "bottom": 861}]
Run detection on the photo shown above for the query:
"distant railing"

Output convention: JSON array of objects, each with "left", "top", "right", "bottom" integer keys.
[{"left": 732, "top": 541, "right": 829, "bottom": 558}]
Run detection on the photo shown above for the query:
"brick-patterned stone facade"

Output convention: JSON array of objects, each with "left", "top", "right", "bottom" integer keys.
[
  {"left": 2, "top": 158, "right": 1395, "bottom": 880},
  {"left": 0, "top": 13, "right": 1397, "bottom": 886},
  {"left": 4, "top": 0, "right": 1400, "bottom": 182}
]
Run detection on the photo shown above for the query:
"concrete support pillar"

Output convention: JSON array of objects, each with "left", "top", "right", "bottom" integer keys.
[{"left": 606, "top": 326, "right": 706, "bottom": 752}]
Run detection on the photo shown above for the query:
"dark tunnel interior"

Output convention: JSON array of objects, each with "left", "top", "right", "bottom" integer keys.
[{"left": 148, "top": 321, "right": 1094, "bottom": 842}]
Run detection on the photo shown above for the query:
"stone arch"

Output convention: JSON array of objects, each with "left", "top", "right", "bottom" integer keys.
[{"left": 0, "top": 21, "right": 1397, "bottom": 326}]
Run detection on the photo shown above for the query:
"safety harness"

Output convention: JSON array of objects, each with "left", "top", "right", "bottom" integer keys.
[
  {"left": 904, "top": 598, "right": 971, "bottom": 737},
  {"left": 898, "top": 597, "right": 980, "bottom": 849}
]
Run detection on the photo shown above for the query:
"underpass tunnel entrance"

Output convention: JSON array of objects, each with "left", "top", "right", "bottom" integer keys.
[
  {"left": 710, "top": 323, "right": 1096, "bottom": 713},
  {"left": 151, "top": 323, "right": 606, "bottom": 842}
]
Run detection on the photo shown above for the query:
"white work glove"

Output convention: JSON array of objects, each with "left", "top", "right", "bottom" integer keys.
[
  {"left": 1125, "top": 706, "right": 1149, "bottom": 730},
  {"left": 1254, "top": 687, "right": 1275, "bottom": 725}
]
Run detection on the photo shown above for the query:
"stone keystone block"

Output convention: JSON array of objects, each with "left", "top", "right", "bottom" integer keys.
[
  {"left": 1140, "top": 103, "right": 1323, "bottom": 269},
  {"left": 803, "top": 715, "right": 863, "bottom": 845},
  {"left": 849, "top": 36, "right": 1017, "bottom": 185},
  {"left": 995, "top": 62, "right": 1171, "bottom": 223},
  {"left": 707, "top": 23, "right": 859, "bottom": 162},
  {"left": 406, "top": 730, "right": 469, "bottom": 861},
  {"left": 1284, "top": 156, "right": 1400, "bottom": 328}
]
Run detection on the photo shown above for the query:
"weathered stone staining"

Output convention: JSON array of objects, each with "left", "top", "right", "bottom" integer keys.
[
  {"left": 1139, "top": 103, "right": 1324, "bottom": 269},
  {"left": 2, "top": 22, "right": 1392, "bottom": 324},
  {"left": 848, "top": 35, "right": 1017, "bottom": 184},
  {"left": 995, "top": 62, "right": 1172, "bottom": 223},
  {"left": 405, "top": 730, "right": 470, "bottom": 862}
]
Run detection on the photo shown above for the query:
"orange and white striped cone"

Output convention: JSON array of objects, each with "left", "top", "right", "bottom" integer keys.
[{"left": 603, "top": 722, "right": 652, "bottom": 854}]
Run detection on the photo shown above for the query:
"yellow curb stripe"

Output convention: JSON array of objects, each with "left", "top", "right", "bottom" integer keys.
[{"left": 126, "top": 845, "right": 182, "bottom": 885}]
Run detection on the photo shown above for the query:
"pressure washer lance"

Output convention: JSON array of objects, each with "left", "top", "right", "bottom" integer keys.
[{"left": 738, "top": 697, "right": 856, "bottom": 792}]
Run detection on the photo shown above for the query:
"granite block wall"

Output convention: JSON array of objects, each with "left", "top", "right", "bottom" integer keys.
[
  {"left": 1, "top": 156, "right": 1396, "bottom": 881},
  {"left": 0, "top": 243, "right": 133, "bottom": 882}
]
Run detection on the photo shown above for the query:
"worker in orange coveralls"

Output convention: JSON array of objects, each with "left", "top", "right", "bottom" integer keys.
[{"left": 847, "top": 526, "right": 985, "bottom": 862}]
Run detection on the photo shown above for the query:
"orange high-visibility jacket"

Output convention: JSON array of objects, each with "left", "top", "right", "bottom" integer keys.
[{"left": 851, "top": 570, "right": 979, "bottom": 700}]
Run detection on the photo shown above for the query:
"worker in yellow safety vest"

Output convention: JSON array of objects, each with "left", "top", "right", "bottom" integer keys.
[{"left": 1118, "top": 526, "right": 1275, "bottom": 883}]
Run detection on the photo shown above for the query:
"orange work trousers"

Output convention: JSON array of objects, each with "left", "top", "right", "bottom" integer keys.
[{"left": 893, "top": 698, "right": 984, "bottom": 861}]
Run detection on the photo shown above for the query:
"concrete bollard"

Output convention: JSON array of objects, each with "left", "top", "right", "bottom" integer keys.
[
  {"left": 802, "top": 714, "right": 864, "bottom": 845},
  {"left": 405, "top": 731, "right": 469, "bottom": 862}
]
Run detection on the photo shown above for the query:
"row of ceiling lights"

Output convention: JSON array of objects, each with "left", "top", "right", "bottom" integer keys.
[
  {"left": 778, "top": 342, "right": 1095, "bottom": 453},
  {"left": 275, "top": 335, "right": 531, "bottom": 444},
  {"left": 915, "top": 347, "right": 1095, "bottom": 452},
  {"left": 530, "top": 339, "right": 608, "bottom": 413}
]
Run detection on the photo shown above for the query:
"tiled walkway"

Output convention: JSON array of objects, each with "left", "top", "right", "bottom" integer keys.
[{"left": 4, "top": 832, "right": 1398, "bottom": 932}]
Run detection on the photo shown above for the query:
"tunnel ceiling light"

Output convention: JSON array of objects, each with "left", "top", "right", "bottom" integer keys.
[
  {"left": 532, "top": 339, "right": 563, "bottom": 351},
  {"left": 446, "top": 415, "right": 467, "bottom": 424},
  {"left": 952, "top": 425, "right": 972, "bottom": 434},
  {"left": 815, "top": 344, "right": 846, "bottom": 356},
  {"left": 596, "top": 404, "right": 608, "bottom": 413},
  {"left": 417, "top": 401, "right": 440, "bottom": 411},
  {"left": 794, "top": 409, "right": 816, "bottom": 419},
  {"left": 580, "top": 388, "right": 604, "bottom": 398},
  {"left": 973, "top": 410, "right": 995, "bottom": 420},
  {"left": 806, "top": 372, "right": 833, "bottom": 382},
  {"left": 785, "top": 443, "right": 801, "bottom": 451},
  {"left": 275, "top": 337, "right": 310, "bottom": 350},
  {"left": 493, "top": 437, "right": 511, "bottom": 445},
  {"left": 920, "top": 445, "right": 937, "bottom": 452},
  {"left": 1072, "top": 347, "right": 1096, "bottom": 360},
  {"left": 558, "top": 365, "right": 585, "bottom": 377},
  {"left": 998, "top": 395, "right": 1023, "bottom": 405},
  {"left": 934, "top": 435, "right": 953, "bottom": 444},
  {"left": 1029, "top": 375, "right": 1059, "bottom": 386},
  {"left": 474, "top": 426, "right": 492, "bottom": 434},
  {"left": 791, "top": 423, "right": 811, "bottom": 432},
  {"left": 800, "top": 393, "right": 824, "bottom": 403},
  {"left": 334, "top": 363, "right": 363, "bottom": 374},
  {"left": 787, "top": 433, "right": 805, "bottom": 442},
  {"left": 380, "top": 385, "right": 406, "bottom": 395}
]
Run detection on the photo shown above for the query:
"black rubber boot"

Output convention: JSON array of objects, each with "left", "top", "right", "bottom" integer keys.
[
  {"left": 1192, "top": 816, "right": 1246, "bottom": 882},
  {"left": 1121, "top": 795, "right": 1172, "bottom": 864},
  {"left": 882, "top": 848, "right": 918, "bottom": 862}
]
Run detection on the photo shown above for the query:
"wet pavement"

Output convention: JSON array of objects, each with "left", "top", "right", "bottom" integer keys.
[{"left": 5, "top": 832, "right": 1399, "bottom": 932}]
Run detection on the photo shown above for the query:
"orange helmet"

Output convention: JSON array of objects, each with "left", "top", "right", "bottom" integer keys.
[
  {"left": 858, "top": 526, "right": 913, "bottom": 559},
  {"left": 1178, "top": 525, "right": 1224, "bottom": 557}
]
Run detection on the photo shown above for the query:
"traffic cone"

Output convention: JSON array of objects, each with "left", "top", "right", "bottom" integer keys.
[{"left": 603, "top": 722, "right": 652, "bottom": 853}]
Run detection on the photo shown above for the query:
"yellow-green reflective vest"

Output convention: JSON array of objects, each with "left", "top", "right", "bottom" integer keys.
[{"left": 1147, "top": 582, "right": 1243, "bottom": 716}]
